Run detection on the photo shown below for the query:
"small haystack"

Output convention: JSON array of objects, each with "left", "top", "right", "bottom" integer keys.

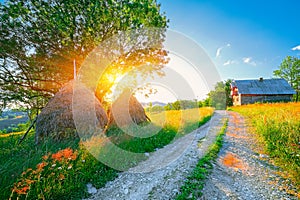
[
  {"left": 108, "top": 89, "right": 150, "bottom": 127},
  {"left": 35, "top": 81, "right": 108, "bottom": 144}
]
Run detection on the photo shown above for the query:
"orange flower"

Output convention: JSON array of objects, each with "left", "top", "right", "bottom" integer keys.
[
  {"left": 42, "top": 154, "right": 49, "bottom": 160},
  {"left": 25, "top": 179, "right": 35, "bottom": 185},
  {"left": 59, "top": 173, "right": 65, "bottom": 180},
  {"left": 36, "top": 162, "right": 47, "bottom": 171},
  {"left": 62, "top": 148, "right": 73, "bottom": 158},
  {"left": 14, "top": 185, "right": 30, "bottom": 195},
  {"left": 51, "top": 151, "right": 63, "bottom": 161},
  {"left": 51, "top": 148, "right": 77, "bottom": 161},
  {"left": 70, "top": 152, "right": 77, "bottom": 160}
]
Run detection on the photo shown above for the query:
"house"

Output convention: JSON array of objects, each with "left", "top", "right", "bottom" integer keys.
[{"left": 230, "top": 78, "right": 296, "bottom": 105}]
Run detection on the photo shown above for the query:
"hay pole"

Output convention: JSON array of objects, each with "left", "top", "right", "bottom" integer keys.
[
  {"left": 74, "top": 59, "right": 76, "bottom": 80},
  {"left": 18, "top": 117, "right": 37, "bottom": 145}
]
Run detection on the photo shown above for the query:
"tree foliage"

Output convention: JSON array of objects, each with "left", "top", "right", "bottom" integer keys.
[
  {"left": 273, "top": 56, "right": 300, "bottom": 101},
  {"left": 207, "top": 79, "right": 232, "bottom": 110},
  {"left": 0, "top": 0, "right": 168, "bottom": 113}
]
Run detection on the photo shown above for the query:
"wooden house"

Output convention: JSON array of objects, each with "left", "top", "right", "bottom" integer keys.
[{"left": 230, "top": 78, "right": 296, "bottom": 105}]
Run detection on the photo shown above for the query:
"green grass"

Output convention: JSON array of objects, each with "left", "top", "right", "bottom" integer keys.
[
  {"left": 0, "top": 132, "right": 118, "bottom": 200},
  {"left": 175, "top": 119, "right": 228, "bottom": 200},
  {"left": 107, "top": 115, "right": 212, "bottom": 154},
  {"left": 0, "top": 108, "right": 214, "bottom": 199},
  {"left": 231, "top": 103, "right": 300, "bottom": 193}
]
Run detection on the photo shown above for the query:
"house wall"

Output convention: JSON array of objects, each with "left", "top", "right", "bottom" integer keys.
[
  {"left": 240, "top": 95, "right": 293, "bottom": 105},
  {"left": 232, "top": 94, "right": 241, "bottom": 106}
]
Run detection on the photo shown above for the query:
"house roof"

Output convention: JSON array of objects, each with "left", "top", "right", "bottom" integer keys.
[{"left": 231, "top": 78, "right": 296, "bottom": 95}]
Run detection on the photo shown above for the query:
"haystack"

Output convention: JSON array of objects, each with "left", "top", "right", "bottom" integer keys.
[
  {"left": 108, "top": 89, "right": 150, "bottom": 127},
  {"left": 35, "top": 81, "right": 108, "bottom": 144}
]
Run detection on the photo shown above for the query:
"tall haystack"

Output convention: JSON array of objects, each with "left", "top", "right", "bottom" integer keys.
[
  {"left": 35, "top": 81, "right": 108, "bottom": 144},
  {"left": 108, "top": 89, "right": 150, "bottom": 127}
]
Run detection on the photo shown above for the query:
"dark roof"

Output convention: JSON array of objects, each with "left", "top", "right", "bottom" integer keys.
[{"left": 231, "top": 78, "right": 296, "bottom": 95}]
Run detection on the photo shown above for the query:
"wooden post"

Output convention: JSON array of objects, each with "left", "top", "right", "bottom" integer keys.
[{"left": 74, "top": 59, "right": 76, "bottom": 80}]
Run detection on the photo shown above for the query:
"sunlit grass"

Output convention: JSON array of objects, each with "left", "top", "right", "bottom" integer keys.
[
  {"left": 231, "top": 102, "right": 300, "bottom": 192},
  {"left": 0, "top": 107, "right": 214, "bottom": 199},
  {"left": 0, "top": 131, "right": 25, "bottom": 138},
  {"left": 148, "top": 107, "right": 214, "bottom": 135}
]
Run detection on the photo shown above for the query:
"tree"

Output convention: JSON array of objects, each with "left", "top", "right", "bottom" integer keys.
[
  {"left": 207, "top": 79, "right": 232, "bottom": 110},
  {"left": 273, "top": 56, "right": 300, "bottom": 102},
  {"left": 172, "top": 100, "right": 181, "bottom": 110},
  {"left": 224, "top": 79, "right": 233, "bottom": 106},
  {"left": 164, "top": 103, "right": 172, "bottom": 111},
  {"left": 0, "top": 0, "right": 168, "bottom": 113}
]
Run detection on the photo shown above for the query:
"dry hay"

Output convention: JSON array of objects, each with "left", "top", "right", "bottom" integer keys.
[
  {"left": 35, "top": 81, "right": 108, "bottom": 144},
  {"left": 108, "top": 90, "right": 150, "bottom": 127}
]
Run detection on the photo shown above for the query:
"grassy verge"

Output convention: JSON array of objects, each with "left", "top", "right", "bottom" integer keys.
[
  {"left": 107, "top": 108, "right": 213, "bottom": 154},
  {"left": 1, "top": 108, "right": 214, "bottom": 199},
  {"left": 231, "top": 103, "right": 300, "bottom": 191},
  {"left": 175, "top": 118, "right": 228, "bottom": 200},
  {"left": 0, "top": 132, "right": 117, "bottom": 200}
]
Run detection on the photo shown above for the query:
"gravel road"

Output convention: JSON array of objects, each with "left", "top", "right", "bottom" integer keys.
[
  {"left": 86, "top": 111, "right": 227, "bottom": 200},
  {"left": 85, "top": 111, "right": 299, "bottom": 200},
  {"left": 201, "top": 111, "right": 298, "bottom": 200}
]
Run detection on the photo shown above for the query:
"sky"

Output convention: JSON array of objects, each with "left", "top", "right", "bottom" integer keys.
[
  {"left": 1, "top": 0, "right": 299, "bottom": 102},
  {"left": 157, "top": 0, "right": 300, "bottom": 80},
  {"left": 137, "top": 0, "right": 300, "bottom": 102}
]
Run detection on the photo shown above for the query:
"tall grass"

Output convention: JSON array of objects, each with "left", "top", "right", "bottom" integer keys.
[
  {"left": 0, "top": 132, "right": 117, "bottom": 200},
  {"left": 231, "top": 103, "right": 300, "bottom": 189},
  {"left": 0, "top": 107, "right": 214, "bottom": 199}
]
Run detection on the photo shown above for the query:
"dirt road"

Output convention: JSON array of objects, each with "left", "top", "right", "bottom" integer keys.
[
  {"left": 86, "top": 111, "right": 298, "bottom": 200},
  {"left": 201, "top": 112, "right": 298, "bottom": 200},
  {"left": 86, "top": 111, "right": 227, "bottom": 200}
]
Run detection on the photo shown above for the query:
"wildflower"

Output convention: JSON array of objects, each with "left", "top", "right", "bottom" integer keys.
[
  {"left": 51, "top": 148, "right": 77, "bottom": 161},
  {"left": 14, "top": 185, "right": 30, "bottom": 195},
  {"left": 36, "top": 162, "right": 47, "bottom": 171},
  {"left": 82, "top": 159, "right": 86, "bottom": 163},
  {"left": 62, "top": 148, "right": 73, "bottom": 158},
  {"left": 52, "top": 164, "right": 56, "bottom": 167},
  {"left": 67, "top": 165, "right": 72, "bottom": 170},
  {"left": 59, "top": 173, "right": 65, "bottom": 180},
  {"left": 42, "top": 154, "right": 49, "bottom": 160},
  {"left": 25, "top": 179, "right": 34, "bottom": 185},
  {"left": 58, "top": 167, "right": 62, "bottom": 170},
  {"left": 52, "top": 152, "right": 63, "bottom": 162}
]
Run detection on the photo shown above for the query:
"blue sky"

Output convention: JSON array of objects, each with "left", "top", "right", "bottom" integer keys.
[
  {"left": 1, "top": 0, "right": 299, "bottom": 101},
  {"left": 1, "top": 0, "right": 298, "bottom": 82},
  {"left": 158, "top": 0, "right": 300, "bottom": 80}
]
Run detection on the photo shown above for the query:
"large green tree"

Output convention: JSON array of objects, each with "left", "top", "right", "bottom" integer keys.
[
  {"left": 0, "top": 0, "right": 168, "bottom": 113},
  {"left": 273, "top": 56, "right": 300, "bottom": 102},
  {"left": 207, "top": 79, "right": 232, "bottom": 110}
]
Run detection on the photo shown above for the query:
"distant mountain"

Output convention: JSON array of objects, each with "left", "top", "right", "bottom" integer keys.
[{"left": 141, "top": 101, "right": 167, "bottom": 107}]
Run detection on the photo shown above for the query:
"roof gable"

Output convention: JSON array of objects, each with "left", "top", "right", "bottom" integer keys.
[{"left": 231, "top": 78, "right": 296, "bottom": 95}]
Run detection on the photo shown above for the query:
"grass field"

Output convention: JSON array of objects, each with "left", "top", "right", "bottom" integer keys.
[
  {"left": 231, "top": 102, "right": 300, "bottom": 191},
  {"left": 1, "top": 107, "right": 213, "bottom": 199}
]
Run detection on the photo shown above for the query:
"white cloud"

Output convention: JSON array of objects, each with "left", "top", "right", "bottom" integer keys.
[
  {"left": 291, "top": 45, "right": 300, "bottom": 51},
  {"left": 243, "top": 57, "right": 251, "bottom": 63},
  {"left": 243, "top": 57, "right": 257, "bottom": 66},
  {"left": 223, "top": 59, "right": 239, "bottom": 66},
  {"left": 216, "top": 48, "right": 222, "bottom": 58},
  {"left": 216, "top": 43, "right": 231, "bottom": 58}
]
